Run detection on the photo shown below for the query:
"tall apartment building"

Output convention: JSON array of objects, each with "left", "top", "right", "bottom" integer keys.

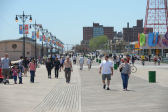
[{"left": 83, "top": 23, "right": 114, "bottom": 44}]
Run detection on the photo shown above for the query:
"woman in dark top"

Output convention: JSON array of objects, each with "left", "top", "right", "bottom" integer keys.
[{"left": 45, "top": 58, "right": 53, "bottom": 79}]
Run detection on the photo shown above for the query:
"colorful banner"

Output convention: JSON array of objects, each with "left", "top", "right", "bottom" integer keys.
[
  {"left": 40, "top": 35, "right": 42, "bottom": 41},
  {"left": 19, "top": 24, "right": 23, "bottom": 34},
  {"left": 140, "top": 32, "right": 168, "bottom": 49},
  {"left": 140, "top": 33, "right": 146, "bottom": 47},
  {"left": 43, "top": 35, "right": 46, "bottom": 41},
  {"left": 25, "top": 24, "right": 29, "bottom": 34},
  {"left": 32, "top": 31, "right": 35, "bottom": 39},
  {"left": 48, "top": 37, "right": 50, "bottom": 42},
  {"left": 36, "top": 31, "right": 39, "bottom": 39},
  {"left": 148, "top": 32, "right": 159, "bottom": 47}
]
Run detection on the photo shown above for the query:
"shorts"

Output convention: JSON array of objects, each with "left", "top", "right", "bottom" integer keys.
[
  {"left": 102, "top": 74, "right": 111, "bottom": 80},
  {"left": 2, "top": 69, "right": 10, "bottom": 79}
]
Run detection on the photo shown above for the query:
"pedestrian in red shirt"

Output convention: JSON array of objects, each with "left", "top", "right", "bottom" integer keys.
[{"left": 29, "top": 59, "right": 36, "bottom": 83}]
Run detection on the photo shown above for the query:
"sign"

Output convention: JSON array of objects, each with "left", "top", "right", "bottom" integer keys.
[
  {"left": 40, "top": 35, "right": 42, "bottom": 41},
  {"left": 25, "top": 24, "right": 29, "bottom": 34},
  {"left": 36, "top": 31, "right": 39, "bottom": 39},
  {"left": 32, "top": 31, "right": 35, "bottom": 39},
  {"left": 19, "top": 24, "right": 23, "bottom": 34},
  {"left": 43, "top": 35, "right": 46, "bottom": 41},
  {"left": 139, "top": 32, "right": 168, "bottom": 49}
]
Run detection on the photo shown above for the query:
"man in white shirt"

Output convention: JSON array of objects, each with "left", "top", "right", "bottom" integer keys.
[
  {"left": 99, "top": 56, "right": 113, "bottom": 90},
  {"left": 79, "top": 56, "right": 84, "bottom": 70}
]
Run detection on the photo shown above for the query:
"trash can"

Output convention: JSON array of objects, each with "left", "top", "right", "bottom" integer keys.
[
  {"left": 114, "top": 64, "right": 118, "bottom": 70},
  {"left": 99, "top": 59, "right": 101, "bottom": 63},
  {"left": 149, "top": 71, "right": 156, "bottom": 83},
  {"left": 96, "top": 59, "right": 98, "bottom": 62}
]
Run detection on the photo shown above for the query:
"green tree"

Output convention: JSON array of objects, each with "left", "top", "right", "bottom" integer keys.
[{"left": 89, "top": 35, "right": 108, "bottom": 51}]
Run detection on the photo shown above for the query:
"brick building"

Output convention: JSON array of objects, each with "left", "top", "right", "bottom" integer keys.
[
  {"left": 123, "top": 19, "right": 146, "bottom": 42},
  {"left": 0, "top": 37, "right": 48, "bottom": 61}
]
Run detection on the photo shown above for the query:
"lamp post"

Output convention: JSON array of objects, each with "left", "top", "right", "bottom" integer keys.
[
  {"left": 40, "top": 29, "right": 48, "bottom": 58},
  {"left": 30, "top": 21, "right": 42, "bottom": 61},
  {"left": 16, "top": 11, "right": 32, "bottom": 58},
  {"left": 49, "top": 32, "right": 53, "bottom": 58}
]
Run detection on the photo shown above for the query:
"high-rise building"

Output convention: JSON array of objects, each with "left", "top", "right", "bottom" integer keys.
[{"left": 83, "top": 23, "right": 114, "bottom": 44}]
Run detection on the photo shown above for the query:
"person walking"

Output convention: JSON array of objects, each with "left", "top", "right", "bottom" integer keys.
[
  {"left": 45, "top": 58, "right": 53, "bottom": 79},
  {"left": 87, "top": 57, "right": 92, "bottom": 70},
  {"left": 18, "top": 56, "right": 24, "bottom": 73},
  {"left": 154, "top": 56, "right": 157, "bottom": 65},
  {"left": 119, "top": 58, "right": 131, "bottom": 91},
  {"left": 54, "top": 57, "right": 60, "bottom": 78},
  {"left": 63, "top": 57, "right": 73, "bottom": 83},
  {"left": 131, "top": 55, "right": 135, "bottom": 65},
  {"left": 79, "top": 56, "right": 84, "bottom": 70},
  {"left": 1, "top": 53, "right": 11, "bottom": 84},
  {"left": 157, "top": 56, "right": 161, "bottom": 65},
  {"left": 29, "top": 59, "right": 36, "bottom": 83},
  {"left": 99, "top": 56, "right": 113, "bottom": 90},
  {"left": 22, "top": 57, "right": 29, "bottom": 77},
  {"left": 18, "top": 69, "right": 23, "bottom": 84},
  {"left": 73, "top": 55, "right": 77, "bottom": 64}
]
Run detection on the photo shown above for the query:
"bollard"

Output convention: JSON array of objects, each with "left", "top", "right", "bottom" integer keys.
[
  {"left": 149, "top": 71, "right": 156, "bottom": 83},
  {"left": 99, "top": 59, "right": 101, "bottom": 63},
  {"left": 114, "top": 64, "right": 118, "bottom": 70}
]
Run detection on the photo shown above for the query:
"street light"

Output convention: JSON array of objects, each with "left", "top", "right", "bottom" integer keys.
[
  {"left": 40, "top": 28, "right": 48, "bottom": 58},
  {"left": 29, "top": 21, "right": 42, "bottom": 61},
  {"left": 15, "top": 11, "right": 32, "bottom": 58}
]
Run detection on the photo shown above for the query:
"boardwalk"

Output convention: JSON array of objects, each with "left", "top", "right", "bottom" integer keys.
[{"left": 0, "top": 59, "right": 168, "bottom": 112}]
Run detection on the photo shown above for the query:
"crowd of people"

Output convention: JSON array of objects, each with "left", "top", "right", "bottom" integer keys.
[
  {"left": 0, "top": 53, "right": 37, "bottom": 84},
  {"left": 0, "top": 52, "right": 165, "bottom": 92}
]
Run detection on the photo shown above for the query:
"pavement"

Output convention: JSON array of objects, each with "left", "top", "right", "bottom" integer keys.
[{"left": 0, "top": 58, "right": 168, "bottom": 112}]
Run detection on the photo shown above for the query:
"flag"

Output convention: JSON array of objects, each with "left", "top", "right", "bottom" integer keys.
[
  {"left": 32, "top": 31, "right": 35, "bottom": 39},
  {"left": 43, "top": 35, "right": 46, "bottom": 41},
  {"left": 36, "top": 31, "right": 39, "bottom": 39},
  {"left": 40, "top": 35, "right": 42, "bottom": 41},
  {"left": 25, "top": 24, "right": 29, "bottom": 34},
  {"left": 52, "top": 40, "right": 55, "bottom": 44},
  {"left": 19, "top": 24, "right": 23, "bottom": 34},
  {"left": 48, "top": 37, "right": 50, "bottom": 42}
]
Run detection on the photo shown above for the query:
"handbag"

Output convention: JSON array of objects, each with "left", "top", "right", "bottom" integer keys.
[{"left": 119, "top": 67, "right": 123, "bottom": 72}]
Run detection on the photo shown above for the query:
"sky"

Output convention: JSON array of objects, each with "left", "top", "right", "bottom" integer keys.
[{"left": 0, "top": 0, "right": 147, "bottom": 45}]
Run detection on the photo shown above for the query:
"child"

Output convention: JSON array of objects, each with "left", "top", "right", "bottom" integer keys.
[
  {"left": 11, "top": 65, "right": 18, "bottom": 84},
  {"left": 18, "top": 69, "right": 23, "bottom": 84}
]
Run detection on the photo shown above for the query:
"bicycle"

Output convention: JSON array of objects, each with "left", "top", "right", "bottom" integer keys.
[{"left": 130, "top": 63, "right": 137, "bottom": 73}]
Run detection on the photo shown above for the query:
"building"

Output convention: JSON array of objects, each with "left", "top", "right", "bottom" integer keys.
[
  {"left": 0, "top": 37, "right": 48, "bottom": 61},
  {"left": 123, "top": 19, "right": 145, "bottom": 42},
  {"left": 83, "top": 23, "right": 114, "bottom": 45}
]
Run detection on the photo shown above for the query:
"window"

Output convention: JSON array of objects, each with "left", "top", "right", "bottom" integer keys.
[{"left": 12, "top": 44, "right": 17, "bottom": 49}]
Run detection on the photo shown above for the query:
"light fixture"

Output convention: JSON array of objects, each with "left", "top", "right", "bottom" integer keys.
[
  {"left": 29, "top": 16, "right": 32, "bottom": 22},
  {"left": 15, "top": 16, "right": 18, "bottom": 22}
]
